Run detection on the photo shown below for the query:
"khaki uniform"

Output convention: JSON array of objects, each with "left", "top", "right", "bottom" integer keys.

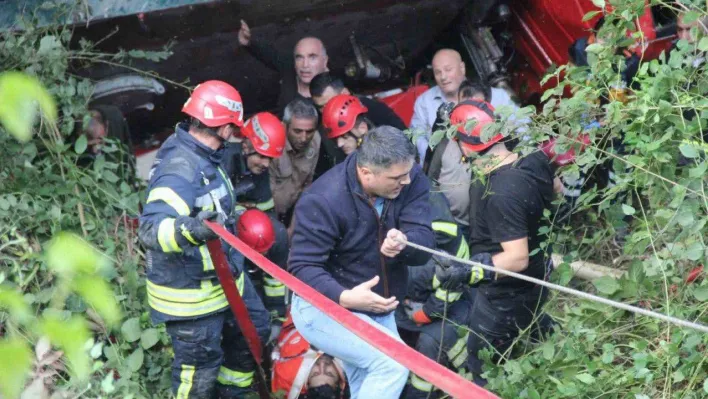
[{"left": 269, "top": 132, "right": 321, "bottom": 220}]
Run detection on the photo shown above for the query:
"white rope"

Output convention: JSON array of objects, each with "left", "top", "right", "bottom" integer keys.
[{"left": 399, "top": 239, "right": 708, "bottom": 334}]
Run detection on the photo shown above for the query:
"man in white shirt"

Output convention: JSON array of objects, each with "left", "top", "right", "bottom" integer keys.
[{"left": 410, "top": 48, "right": 515, "bottom": 162}]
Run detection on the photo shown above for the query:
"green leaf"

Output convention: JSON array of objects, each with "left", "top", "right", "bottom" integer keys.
[
  {"left": 679, "top": 143, "right": 700, "bottom": 159},
  {"left": 0, "top": 337, "right": 32, "bottom": 399},
  {"left": 0, "top": 285, "right": 32, "bottom": 324},
  {"left": 582, "top": 10, "right": 601, "bottom": 22},
  {"left": 45, "top": 232, "right": 107, "bottom": 275},
  {"left": 683, "top": 11, "right": 700, "bottom": 24},
  {"left": 126, "top": 348, "right": 144, "bottom": 372},
  {"left": 593, "top": 276, "right": 620, "bottom": 295},
  {"left": 140, "top": 328, "right": 160, "bottom": 349},
  {"left": 693, "top": 285, "right": 708, "bottom": 301},
  {"left": 0, "top": 71, "right": 57, "bottom": 142},
  {"left": 575, "top": 373, "right": 595, "bottom": 384},
  {"left": 101, "top": 372, "right": 116, "bottom": 394},
  {"left": 703, "top": 377, "right": 708, "bottom": 393},
  {"left": 542, "top": 341, "right": 555, "bottom": 360},
  {"left": 41, "top": 315, "right": 91, "bottom": 379},
  {"left": 622, "top": 204, "right": 636, "bottom": 216},
  {"left": 103, "top": 170, "right": 119, "bottom": 183},
  {"left": 72, "top": 275, "right": 122, "bottom": 327},
  {"left": 699, "top": 37, "right": 708, "bottom": 53},
  {"left": 591, "top": 0, "right": 605, "bottom": 8},
  {"left": 74, "top": 134, "right": 87, "bottom": 154},
  {"left": 121, "top": 317, "right": 142, "bottom": 343}
]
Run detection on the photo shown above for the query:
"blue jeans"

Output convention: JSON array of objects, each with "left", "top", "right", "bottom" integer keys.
[{"left": 290, "top": 295, "right": 409, "bottom": 399}]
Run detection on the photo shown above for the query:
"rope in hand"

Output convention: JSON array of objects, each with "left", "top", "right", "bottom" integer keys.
[{"left": 396, "top": 238, "right": 708, "bottom": 334}]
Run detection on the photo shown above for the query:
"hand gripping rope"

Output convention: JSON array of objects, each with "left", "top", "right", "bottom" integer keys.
[
  {"left": 397, "top": 239, "right": 708, "bottom": 335},
  {"left": 205, "top": 221, "right": 499, "bottom": 399}
]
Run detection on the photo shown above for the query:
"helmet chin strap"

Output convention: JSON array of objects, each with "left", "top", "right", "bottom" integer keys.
[{"left": 345, "top": 132, "right": 363, "bottom": 148}]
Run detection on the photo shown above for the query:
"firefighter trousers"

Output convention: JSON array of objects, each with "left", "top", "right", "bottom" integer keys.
[
  {"left": 398, "top": 299, "right": 472, "bottom": 399},
  {"left": 165, "top": 274, "right": 271, "bottom": 399},
  {"left": 466, "top": 285, "right": 554, "bottom": 386}
]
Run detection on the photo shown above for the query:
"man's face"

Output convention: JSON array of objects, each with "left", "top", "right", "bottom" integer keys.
[
  {"left": 360, "top": 160, "right": 413, "bottom": 199},
  {"left": 287, "top": 117, "right": 318, "bottom": 152},
  {"left": 432, "top": 51, "right": 466, "bottom": 98},
  {"left": 336, "top": 121, "right": 368, "bottom": 155},
  {"left": 307, "top": 355, "right": 340, "bottom": 392},
  {"left": 246, "top": 153, "right": 271, "bottom": 175},
  {"left": 678, "top": 14, "right": 699, "bottom": 44},
  {"left": 294, "top": 38, "right": 328, "bottom": 85},
  {"left": 312, "top": 86, "right": 341, "bottom": 109}
]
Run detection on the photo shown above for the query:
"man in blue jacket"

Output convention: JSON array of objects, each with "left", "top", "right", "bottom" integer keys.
[{"left": 288, "top": 126, "right": 435, "bottom": 399}]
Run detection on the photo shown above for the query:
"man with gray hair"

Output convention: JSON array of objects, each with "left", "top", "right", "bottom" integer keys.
[
  {"left": 288, "top": 127, "right": 435, "bottom": 399},
  {"left": 269, "top": 98, "right": 321, "bottom": 224}
]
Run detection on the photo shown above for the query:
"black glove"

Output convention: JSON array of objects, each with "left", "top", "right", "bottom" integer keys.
[
  {"left": 176, "top": 211, "right": 225, "bottom": 244},
  {"left": 434, "top": 253, "right": 495, "bottom": 289}
]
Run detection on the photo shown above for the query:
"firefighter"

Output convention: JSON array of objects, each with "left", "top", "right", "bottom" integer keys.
[
  {"left": 221, "top": 112, "right": 290, "bottom": 322},
  {"left": 436, "top": 101, "right": 556, "bottom": 386},
  {"left": 271, "top": 314, "right": 347, "bottom": 399},
  {"left": 396, "top": 191, "right": 475, "bottom": 399},
  {"left": 138, "top": 80, "right": 270, "bottom": 398},
  {"left": 321, "top": 94, "right": 373, "bottom": 156}
]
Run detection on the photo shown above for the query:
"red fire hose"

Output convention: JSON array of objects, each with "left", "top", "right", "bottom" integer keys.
[
  {"left": 206, "top": 221, "right": 499, "bottom": 399},
  {"left": 205, "top": 239, "right": 270, "bottom": 399}
]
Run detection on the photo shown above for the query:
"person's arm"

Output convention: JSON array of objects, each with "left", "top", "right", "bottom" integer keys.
[
  {"left": 384, "top": 167, "right": 435, "bottom": 265},
  {"left": 268, "top": 160, "right": 287, "bottom": 219},
  {"left": 486, "top": 195, "right": 531, "bottom": 273},
  {"left": 287, "top": 193, "right": 345, "bottom": 302},
  {"left": 239, "top": 20, "right": 292, "bottom": 74},
  {"left": 139, "top": 173, "right": 199, "bottom": 252},
  {"left": 409, "top": 94, "right": 430, "bottom": 133}
]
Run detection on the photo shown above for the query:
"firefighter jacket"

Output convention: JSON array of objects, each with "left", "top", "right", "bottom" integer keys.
[
  {"left": 410, "top": 191, "right": 470, "bottom": 320},
  {"left": 271, "top": 314, "right": 346, "bottom": 398},
  {"left": 221, "top": 142, "right": 275, "bottom": 213},
  {"left": 138, "top": 123, "right": 244, "bottom": 324}
]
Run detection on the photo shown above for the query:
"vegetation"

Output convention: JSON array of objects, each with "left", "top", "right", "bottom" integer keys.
[{"left": 0, "top": 4, "right": 173, "bottom": 398}]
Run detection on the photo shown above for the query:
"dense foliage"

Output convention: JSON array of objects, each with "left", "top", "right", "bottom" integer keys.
[{"left": 0, "top": 5, "right": 173, "bottom": 398}]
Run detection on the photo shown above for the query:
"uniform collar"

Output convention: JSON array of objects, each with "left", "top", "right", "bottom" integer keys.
[
  {"left": 175, "top": 122, "right": 224, "bottom": 164},
  {"left": 345, "top": 153, "right": 370, "bottom": 200}
]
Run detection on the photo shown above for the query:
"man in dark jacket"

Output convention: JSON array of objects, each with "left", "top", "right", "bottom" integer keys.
[
  {"left": 289, "top": 127, "right": 434, "bottom": 399},
  {"left": 238, "top": 20, "right": 328, "bottom": 114},
  {"left": 310, "top": 72, "right": 407, "bottom": 130}
]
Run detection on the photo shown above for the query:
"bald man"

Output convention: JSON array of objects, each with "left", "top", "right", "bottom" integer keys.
[
  {"left": 239, "top": 20, "right": 329, "bottom": 114},
  {"left": 410, "top": 48, "right": 515, "bottom": 163}
]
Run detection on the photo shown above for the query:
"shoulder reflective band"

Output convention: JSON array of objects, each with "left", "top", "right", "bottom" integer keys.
[
  {"left": 205, "top": 221, "right": 499, "bottom": 399},
  {"left": 205, "top": 239, "right": 270, "bottom": 399}
]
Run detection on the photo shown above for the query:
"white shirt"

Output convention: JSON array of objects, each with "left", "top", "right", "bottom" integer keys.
[{"left": 410, "top": 85, "right": 518, "bottom": 162}]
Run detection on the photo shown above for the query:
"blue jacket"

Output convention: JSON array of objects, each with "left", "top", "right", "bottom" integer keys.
[
  {"left": 138, "top": 123, "right": 243, "bottom": 323},
  {"left": 288, "top": 153, "right": 435, "bottom": 312}
]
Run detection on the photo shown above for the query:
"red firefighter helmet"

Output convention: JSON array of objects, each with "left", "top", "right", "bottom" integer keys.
[
  {"left": 242, "top": 112, "right": 286, "bottom": 158},
  {"left": 539, "top": 134, "right": 591, "bottom": 167},
  {"left": 182, "top": 80, "right": 244, "bottom": 127},
  {"left": 236, "top": 209, "right": 275, "bottom": 254},
  {"left": 449, "top": 100, "right": 501, "bottom": 153},
  {"left": 322, "top": 94, "right": 369, "bottom": 139}
]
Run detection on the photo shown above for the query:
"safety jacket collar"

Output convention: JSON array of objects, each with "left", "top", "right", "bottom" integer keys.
[{"left": 175, "top": 122, "right": 225, "bottom": 164}]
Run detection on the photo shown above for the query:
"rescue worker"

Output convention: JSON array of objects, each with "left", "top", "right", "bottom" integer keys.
[
  {"left": 238, "top": 20, "right": 328, "bottom": 114},
  {"left": 138, "top": 80, "right": 270, "bottom": 398},
  {"left": 310, "top": 72, "right": 406, "bottom": 130},
  {"left": 269, "top": 98, "right": 321, "bottom": 226},
  {"left": 422, "top": 82, "right": 492, "bottom": 240},
  {"left": 222, "top": 112, "right": 290, "bottom": 322},
  {"left": 410, "top": 48, "right": 515, "bottom": 162},
  {"left": 289, "top": 127, "right": 435, "bottom": 399},
  {"left": 321, "top": 94, "right": 373, "bottom": 156},
  {"left": 396, "top": 191, "right": 475, "bottom": 399},
  {"left": 437, "top": 101, "right": 556, "bottom": 386},
  {"left": 271, "top": 313, "right": 347, "bottom": 399}
]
